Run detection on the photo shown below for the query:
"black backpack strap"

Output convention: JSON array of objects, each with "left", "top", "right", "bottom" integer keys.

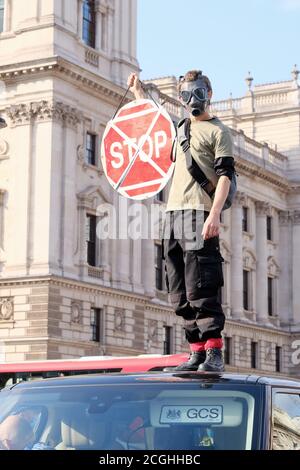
[{"left": 178, "top": 118, "right": 215, "bottom": 198}]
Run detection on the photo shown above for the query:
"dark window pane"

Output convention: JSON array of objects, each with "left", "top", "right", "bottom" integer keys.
[
  {"left": 251, "top": 342, "right": 257, "bottom": 369},
  {"left": 242, "top": 207, "right": 248, "bottom": 232},
  {"left": 267, "top": 216, "right": 272, "bottom": 241},
  {"left": 155, "top": 244, "right": 163, "bottom": 291},
  {"left": 243, "top": 270, "right": 249, "bottom": 310},
  {"left": 163, "top": 326, "right": 172, "bottom": 355},
  {"left": 224, "top": 337, "right": 231, "bottom": 365},
  {"left": 86, "top": 133, "right": 96, "bottom": 166},
  {"left": 91, "top": 308, "right": 102, "bottom": 342},
  {"left": 268, "top": 277, "right": 273, "bottom": 316},
  {"left": 86, "top": 214, "right": 97, "bottom": 266},
  {"left": 82, "top": 0, "right": 96, "bottom": 48},
  {"left": 275, "top": 346, "right": 281, "bottom": 373}
]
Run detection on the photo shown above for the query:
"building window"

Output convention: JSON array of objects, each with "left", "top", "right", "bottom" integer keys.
[
  {"left": 86, "top": 132, "right": 97, "bottom": 166},
  {"left": 163, "top": 326, "right": 172, "bottom": 354},
  {"left": 243, "top": 270, "right": 249, "bottom": 310},
  {"left": 267, "top": 215, "right": 272, "bottom": 241},
  {"left": 91, "top": 308, "right": 102, "bottom": 342},
  {"left": 275, "top": 346, "right": 281, "bottom": 373},
  {"left": 251, "top": 341, "right": 257, "bottom": 369},
  {"left": 155, "top": 190, "right": 164, "bottom": 202},
  {"left": 268, "top": 277, "right": 273, "bottom": 316},
  {"left": 86, "top": 214, "right": 97, "bottom": 266},
  {"left": 0, "top": 0, "right": 4, "bottom": 33},
  {"left": 242, "top": 206, "right": 248, "bottom": 232},
  {"left": 155, "top": 243, "right": 163, "bottom": 291},
  {"left": 83, "top": 0, "right": 96, "bottom": 48},
  {"left": 224, "top": 337, "right": 231, "bottom": 365},
  {"left": 219, "top": 211, "right": 224, "bottom": 224}
]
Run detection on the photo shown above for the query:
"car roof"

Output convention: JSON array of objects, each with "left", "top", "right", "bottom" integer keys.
[{"left": 4, "top": 371, "right": 300, "bottom": 390}]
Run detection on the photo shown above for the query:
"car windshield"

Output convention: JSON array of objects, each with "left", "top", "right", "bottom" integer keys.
[{"left": 0, "top": 379, "right": 262, "bottom": 450}]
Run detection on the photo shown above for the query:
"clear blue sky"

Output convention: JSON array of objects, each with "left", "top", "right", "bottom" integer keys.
[{"left": 137, "top": 0, "right": 300, "bottom": 101}]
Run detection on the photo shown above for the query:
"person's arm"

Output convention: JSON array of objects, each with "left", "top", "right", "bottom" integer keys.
[
  {"left": 127, "top": 73, "right": 147, "bottom": 100},
  {"left": 201, "top": 176, "right": 230, "bottom": 240}
]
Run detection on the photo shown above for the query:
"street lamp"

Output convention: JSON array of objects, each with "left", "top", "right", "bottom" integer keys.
[{"left": 0, "top": 117, "right": 7, "bottom": 129}]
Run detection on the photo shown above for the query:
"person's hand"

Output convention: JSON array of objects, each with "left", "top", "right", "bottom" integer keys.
[
  {"left": 127, "top": 73, "right": 145, "bottom": 100},
  {"left": 201, "top": 211, "right": 221, "bottom": 240}
]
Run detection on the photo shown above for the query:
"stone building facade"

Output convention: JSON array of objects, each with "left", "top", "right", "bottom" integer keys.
[{"left": 0, "top": 1, "right": 299, "bottom": 377}]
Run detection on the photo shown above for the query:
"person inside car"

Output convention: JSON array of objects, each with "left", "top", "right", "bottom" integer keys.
[{"left": 0, "top": 414, "right": 34, "bottom": 450}]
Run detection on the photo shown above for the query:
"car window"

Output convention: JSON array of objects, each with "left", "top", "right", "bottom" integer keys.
[
  {"left": 0, "top": 382, "right": 261, "bottom": 450},
  {"left": 272, "top": 392, "right": 300, "bottom": 450}
]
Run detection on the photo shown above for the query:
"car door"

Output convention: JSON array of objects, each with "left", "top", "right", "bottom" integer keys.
[{"left": 271, "top": 388, "right": 300, "bottom": 450}]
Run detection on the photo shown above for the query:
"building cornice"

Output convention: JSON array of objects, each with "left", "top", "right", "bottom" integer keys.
[
  {"left": 0, "top": 56, "right": 132, "bottom": 107},
  {"left": 235, "top": 157, "right": 290, "bottom": 193}
]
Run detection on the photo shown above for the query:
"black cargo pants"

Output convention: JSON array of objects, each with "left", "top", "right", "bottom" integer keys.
[{"left": 163, "top": 210, "right": 225, "bottom": 343}]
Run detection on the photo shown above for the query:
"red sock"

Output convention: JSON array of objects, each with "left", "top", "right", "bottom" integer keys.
[
  {"left": 190, "top": 342, "right": 206, "bottom": 352},
  {"left": 205, "top": 338, "right": 223, "bottom": 350}
]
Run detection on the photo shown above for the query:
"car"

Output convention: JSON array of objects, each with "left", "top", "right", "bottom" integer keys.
[{"left": 0, "top": 371, "right": 300, "bottom": 450}]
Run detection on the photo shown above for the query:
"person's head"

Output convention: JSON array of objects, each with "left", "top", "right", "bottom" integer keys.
[
  {"left": 0, "top": 414, "right": 34, "bottom": 450},
  {"left": 178, "top": 70, "right": 212, "bottom": 118}
]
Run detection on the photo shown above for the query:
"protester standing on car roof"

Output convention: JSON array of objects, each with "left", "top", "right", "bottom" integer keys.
[{"left": 128, "top": 70, "right": 236, "bottom": 372}]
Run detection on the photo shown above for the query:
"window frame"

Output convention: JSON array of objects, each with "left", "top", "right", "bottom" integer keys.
[
  {"left": 86, "top": 213, "right": 97, "bottom": 267},
  {"left": 267, "top": 276, "right": 274, "bottom": 316},
  {"left": 242, "top": 206, "right": 249, "bottom": 233},
  {"left": 243, "top": 269, "right": 250, "bottom": 311},
  {"left": 86, "top": 132, "right": 97, "bottom": 166},
  {"left": 163, "top": 325, "right": 173, "bottom": 355},
  {"left": 251, "top": 341, "right": 257, "bottom": 369},
  {"left": 267, "top": 215, "right": 273, "bottom": 241},
  {"left": 91, "top": 307, "right": 102, "bottom": 343},
  {"left": 155, "top": 242, "right": 164, "bottom": 291},
  {"left": 82, "top": 0, "right": 96, "bottom": 48}
]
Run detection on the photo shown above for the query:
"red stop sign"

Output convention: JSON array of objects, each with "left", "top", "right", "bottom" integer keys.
[{"left": 101, "top": 99, "right": 176, "bottom": 200}]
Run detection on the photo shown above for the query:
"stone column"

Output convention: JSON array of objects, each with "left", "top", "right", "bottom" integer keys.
[
  {"left": 278, "top": 210, "right": 293, "bottom": 325},
  {"left": 255, "top": 201, "right": 270, "bottom": 323},
  {"left": 230, "top": 191, "right": 246, "bottom": 319},
  {"left": 292, "top": 210, "right": 300, "bottom": 325},
  {"left": 77, "top": 0, "right": 84, "bottom": 39},
  {"left": 0, "top": 189, "right": 6, "bottom": 267}
]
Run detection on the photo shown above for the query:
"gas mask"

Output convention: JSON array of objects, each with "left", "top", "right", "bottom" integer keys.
[{"left": 179, "top": 77, "right": 210, "bottom": 117}]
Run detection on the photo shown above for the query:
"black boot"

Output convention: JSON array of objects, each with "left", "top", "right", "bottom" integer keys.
[
  {"left": 198, "top": 348, "right": 225, "bottom": 372},
  {"left": 163, "top": 351, "right": 206, "bottom": 372}
]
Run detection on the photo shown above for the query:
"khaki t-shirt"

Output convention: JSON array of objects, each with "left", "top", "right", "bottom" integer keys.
[{"left": 166, "top": 117, "right": 233, "bottom": 212}]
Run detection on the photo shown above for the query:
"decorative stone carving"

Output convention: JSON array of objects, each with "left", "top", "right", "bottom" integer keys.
[
  {"left": 233, "top": 191, "right": 247, "bottom": 207},
  {"left": 220, "top": 240, "right": 232, "bottom": 262},
  {"left": 255, "top": 200, "right": 271, "bottom": 216},
  {"left": 268, "top": 256, "right": 280, "bottom": 277},
  {"left": 243, "top": 248, "right": 256, "bottom": 270},
  {"left": 279, "top": 210, "right": 291, "bottom": 226},
  {"left": 0, "top": 139, "right": 9, "bottom": 157},
  {"left": 292, "top": 210, "right": 300, "bottom": 225},
  {"left": 71, "top": 301, "right": 82, "bottom": 324},
  {"left": 77, "top": 145, "right": 84, "bottom": 164},
  {"left": 264, "top": 341, "right": 273, "bottom": 363},
  {"left": 114, "top": 308, "right": 125, "bottom": 332},
  {"left": 0, "top": 298, "right": 14, "bottom": 321},
  {"left": 239, "top": 337, "right": 248, "bottom": 359},
  {"left": 148, "top": 320, "right": 158, "bottom": 342},
  {"left": 6, "top": 101, "right": 82, "bottom": 129}
]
